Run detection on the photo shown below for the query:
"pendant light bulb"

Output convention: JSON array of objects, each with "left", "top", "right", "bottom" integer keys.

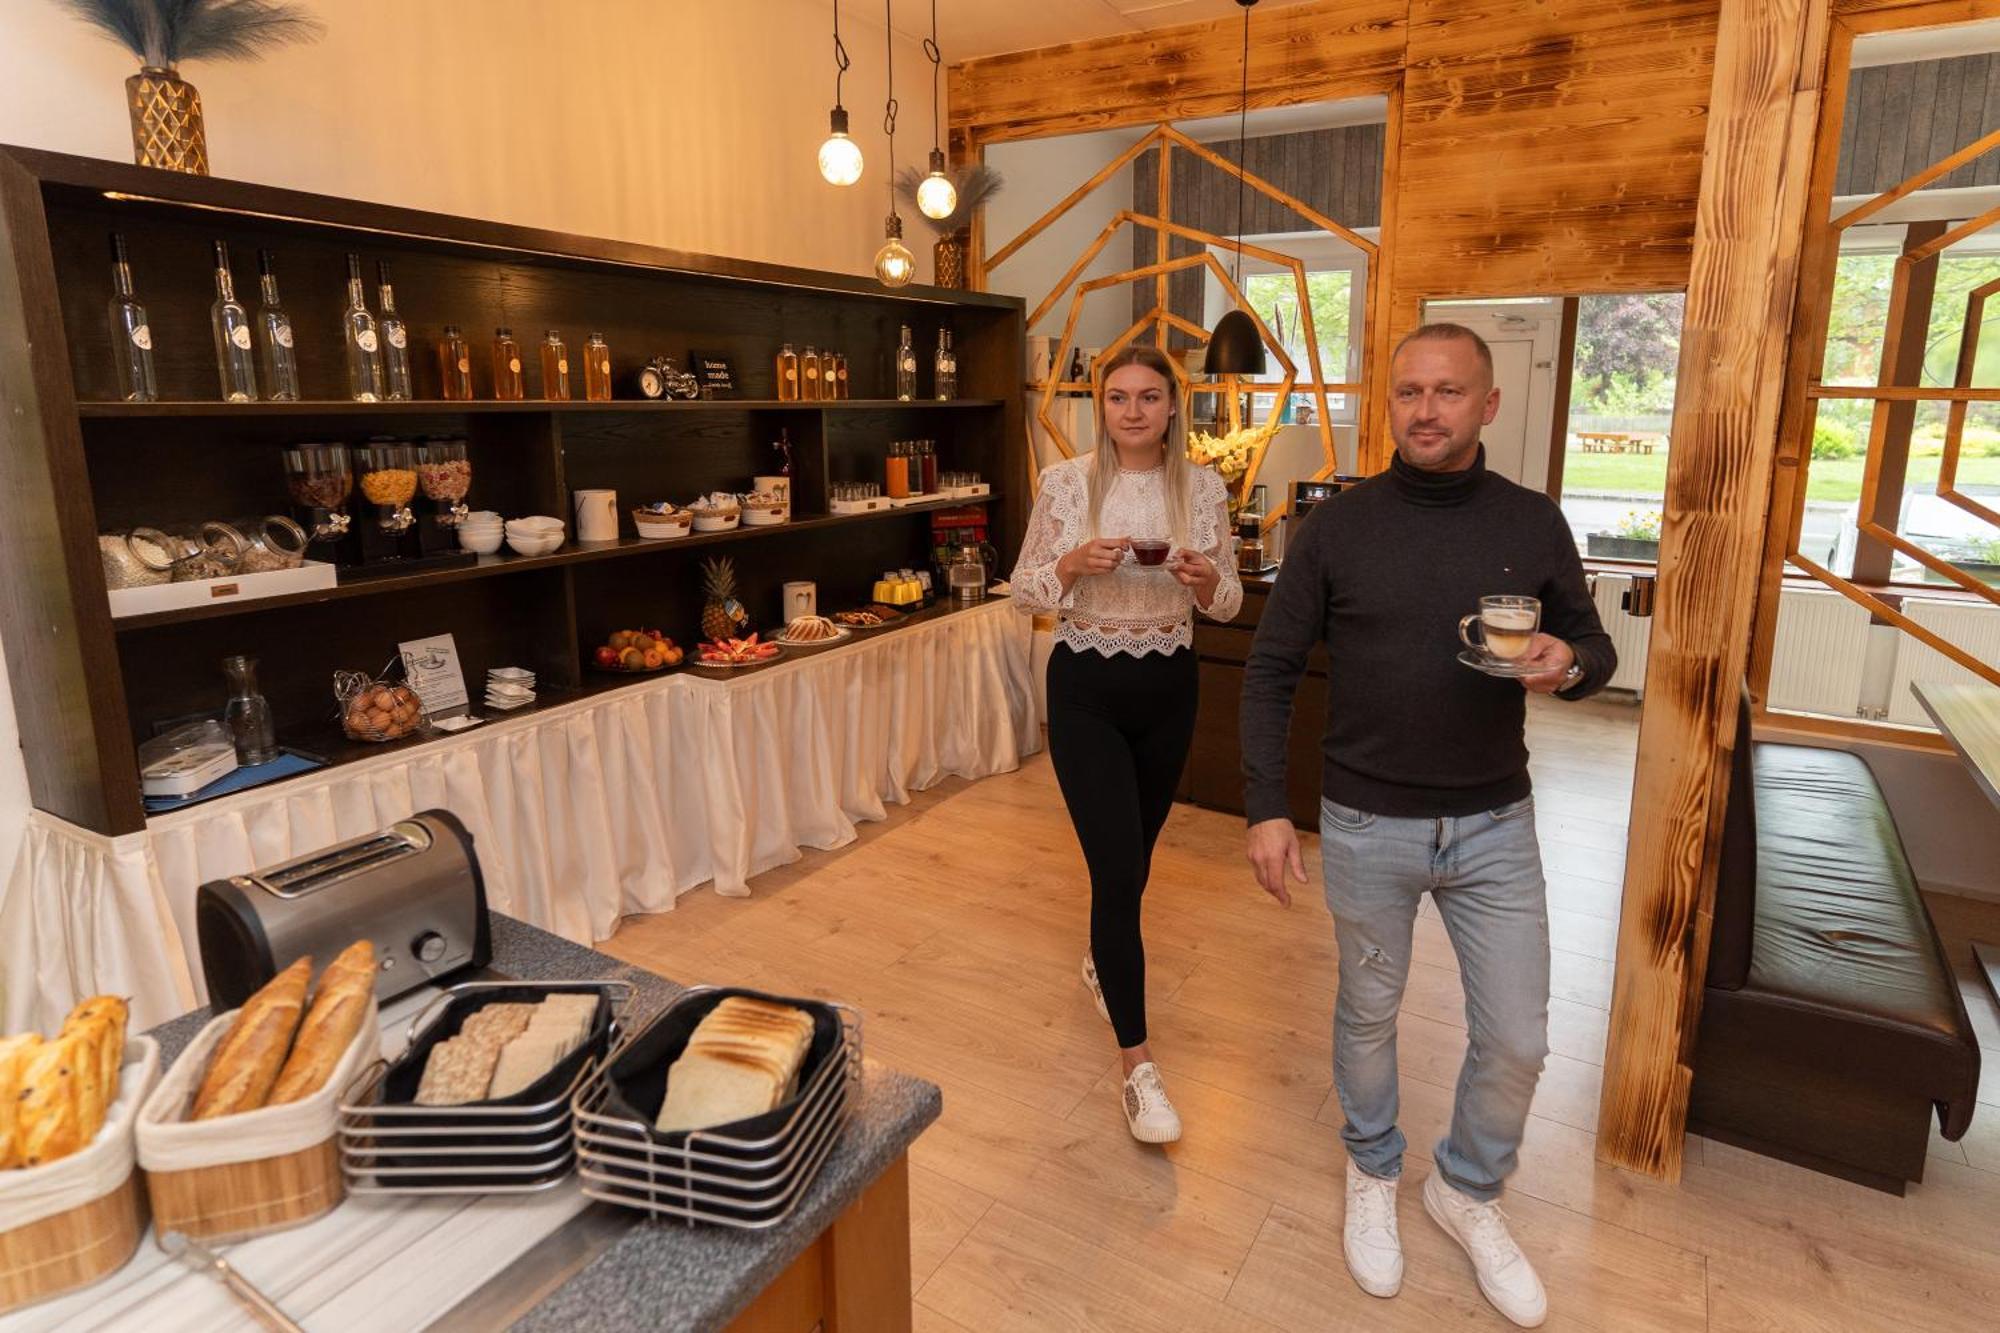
[
  {"left": 916, "top": 149, "right": 957, "bottom": 219},
  {"left": 875, "top": 214, "right": 916, "bottom": 288},
  {"left": 818, "top": 107, "right": 864, "bottom": 186}
]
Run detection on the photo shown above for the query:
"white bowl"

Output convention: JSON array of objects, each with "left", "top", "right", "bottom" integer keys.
[
  {"left": 461, "top": 528, "right": 504, "bottom": 555},
  {"left": 506, "top": 532, "right": 563, "bottom": 556},
  {"left": 506, "top": 515, "right": 564, "bottom": 534}
]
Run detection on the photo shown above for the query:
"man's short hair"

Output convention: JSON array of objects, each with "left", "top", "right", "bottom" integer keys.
[{"left": 1392, "top": 322, "right": 1494, "bottom": 378}]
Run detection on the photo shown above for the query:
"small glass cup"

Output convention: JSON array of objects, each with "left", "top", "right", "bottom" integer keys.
[{"left": 1458, "top": 595, "right": 1541, "bottom": 661}]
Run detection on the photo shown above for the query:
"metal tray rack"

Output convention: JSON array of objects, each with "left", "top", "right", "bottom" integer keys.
[
  {"left": 336, "top": 978, "right": 629, "bottom": 1195},
  {"left": 571, "top": 989, "right": 861, "bottom": 1229}
]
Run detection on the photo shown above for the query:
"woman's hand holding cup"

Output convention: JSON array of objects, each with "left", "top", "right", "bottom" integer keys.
[
  {"left": 1059, "top": 536, "right": 1131, "bottom": 582},
  {"left": 1168, "top": 548, "right": 1221, "bottom": 609}
]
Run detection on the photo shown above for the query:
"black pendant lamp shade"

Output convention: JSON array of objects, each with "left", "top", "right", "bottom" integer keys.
[
  {"left": 1204, "top": 308, "right": 1267, "bottom": 376},
  {"left": 1204, "top": 0, "right": 1267, "bottom": 378}
]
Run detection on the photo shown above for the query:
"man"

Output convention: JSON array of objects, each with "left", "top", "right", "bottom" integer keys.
[{"left": 1239, "top": 323, "right": 1615, "bottom": 1329}]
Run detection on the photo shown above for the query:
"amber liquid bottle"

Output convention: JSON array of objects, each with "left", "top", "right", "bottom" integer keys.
[
  {"left": 438, "top": 324, "right": 473, "bottom": 400},
  {"left": 775, "top": 342, "right": 799, "bottom": 402},
  {"left": 540, "top": 329, "right": 571, "bottom": 400},
  {"left": 832, "top": 351, "right": 849, "bottom": 399},
  {"left": 492, "top": 326, "right": 524, "bottom": 400},
  {"left": 584, "top": 332, "right": 613, "bottom": 401},
  {"left": 801, "top": 346, "right": 822, "bottom": 401}
]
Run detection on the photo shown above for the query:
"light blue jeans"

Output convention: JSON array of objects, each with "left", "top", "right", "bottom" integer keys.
[{"left": 1320, "top": 794, "right": 1551, "bottom": 1202}]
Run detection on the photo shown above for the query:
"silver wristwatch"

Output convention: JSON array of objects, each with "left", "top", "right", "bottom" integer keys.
[{"left": 1559, "top": 661, "right": 1585, "bottom": 691}]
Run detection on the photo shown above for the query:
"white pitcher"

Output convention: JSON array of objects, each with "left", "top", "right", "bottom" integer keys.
[{"left": 573, "top": 488, "right": 618, "bottom": 543}]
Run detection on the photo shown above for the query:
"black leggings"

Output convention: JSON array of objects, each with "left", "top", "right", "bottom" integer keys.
[{"left": 1045, "top": 643, "right": 1199, "bottom": 1048}]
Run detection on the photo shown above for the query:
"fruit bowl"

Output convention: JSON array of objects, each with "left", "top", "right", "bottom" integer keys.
[{"left": 592, "top": 629, "right": 684, "bottom": 672}]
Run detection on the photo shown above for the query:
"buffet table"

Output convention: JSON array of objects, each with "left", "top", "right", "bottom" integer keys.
[
  {"left": 3, "top": 599, "right": 1038, "bottom": 1031},
  {"left": 5, "top": 915, "right": 940, "bottom": 1333}
]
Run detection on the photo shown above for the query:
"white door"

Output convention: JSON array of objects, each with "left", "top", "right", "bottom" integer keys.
[{"left": 1421, "top": 302, "right": 1561, "bottom": 492}]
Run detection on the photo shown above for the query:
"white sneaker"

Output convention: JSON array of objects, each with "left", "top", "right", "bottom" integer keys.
[
  {"left": 1423, "top": 1171, "right": 1548, "bottom": 1328},
  {"left": 1121, "top": 1062, "right": 1182, "bottom": 1143},
  {"left": 1343, "top": 1161, "right": 1403, "bottom": 1298},
  {"left": 1081, "top": 953, "right": 1111, "bottom": 1024}
]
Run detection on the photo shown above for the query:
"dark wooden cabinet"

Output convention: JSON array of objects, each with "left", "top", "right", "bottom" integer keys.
[
  {"left": 0, "top": 144, "right": 1025, "bottom": 835},
  {"left": 1180, "top": 579, "right": 1329, "bottom": 830}
]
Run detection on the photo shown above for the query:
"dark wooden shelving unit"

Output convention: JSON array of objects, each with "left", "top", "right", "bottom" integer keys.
[{"left": 0, "top": 143, "right": 1025, "bottom": 837}]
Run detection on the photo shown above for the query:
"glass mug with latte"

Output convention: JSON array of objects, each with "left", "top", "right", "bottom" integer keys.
[{"left": 1459, "top": 595, "right": 1540, "bottom": 662}]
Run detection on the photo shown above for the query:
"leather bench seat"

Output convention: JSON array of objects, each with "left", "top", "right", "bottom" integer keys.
[{"left": 1689, "top": 702, "right": 1981, "bottom": 1193}]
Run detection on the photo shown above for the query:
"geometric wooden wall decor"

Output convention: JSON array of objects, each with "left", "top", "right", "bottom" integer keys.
[
  {"left": 1780, "top": 125, "right": 2000, "bottom": 689},
  {"left": 978, "top": 123, "right": 1383, "bottom": 512}
]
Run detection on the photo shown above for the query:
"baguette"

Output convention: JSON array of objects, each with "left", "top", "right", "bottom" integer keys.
[
  {"left": 190, "top": 956, "right": 311, "bottom": 1120},
  {"left": 268, "top": 941, "right": 377, "bottom": 1105},
  {"left": 0, "top": 1033, "right": 40, "bottom": 1169},
  {"left": 16, "top": 1033, "right": 85, "bottom": 1167},
  {"left": 62, "top": 995, "right": 129, "bottom": 1097}
]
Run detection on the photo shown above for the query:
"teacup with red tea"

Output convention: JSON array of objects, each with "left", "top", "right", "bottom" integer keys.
[{"left": 1130, "top": 538, "right": 1171, "bottom": 567}]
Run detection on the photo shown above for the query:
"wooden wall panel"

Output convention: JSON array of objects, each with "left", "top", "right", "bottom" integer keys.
[
  {"left": 1393, "top": 0, "right": 1718, "bottom": 301},
  {"left": 947, "top": 0, "right": 1406, "bottom": 145},
  {"left": 1596, "top": 0, "right": 1832, "bottom": 1181}
]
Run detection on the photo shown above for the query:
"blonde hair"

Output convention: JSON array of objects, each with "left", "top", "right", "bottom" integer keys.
[{"left": 1087, "top": 346, "right": 1194, "bottom": 551}]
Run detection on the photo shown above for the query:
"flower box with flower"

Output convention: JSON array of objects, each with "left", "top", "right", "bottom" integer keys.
[{"left": 1586, "top": 507, "right": 1663, "bottom": 561}]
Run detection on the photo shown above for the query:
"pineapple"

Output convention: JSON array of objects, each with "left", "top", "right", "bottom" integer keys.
[{"left": 700, "top": 556, "right": 750, "bottom": 642}]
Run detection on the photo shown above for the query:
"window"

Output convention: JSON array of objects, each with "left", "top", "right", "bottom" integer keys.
[
  {"left": 1555, "top": 293, "right": 1684, "bottom": 562},
  {"left": 1202, "top": 231, "right": 1370, "bottom": 426},
  {"left": 1806, "top": 239, "right": 2000, "bottom": 588}
]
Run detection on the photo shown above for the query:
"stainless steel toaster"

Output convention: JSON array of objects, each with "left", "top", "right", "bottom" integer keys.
[{"left": 196, "top": 808, "right": 493, "bottom": 1010}]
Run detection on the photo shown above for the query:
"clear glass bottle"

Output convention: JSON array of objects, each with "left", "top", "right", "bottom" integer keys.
[
  {"left": 492, "top": 327, "right": 524, "bottom": 400},
  {"left": 896, "top": 324, "right": 916, "bottom": 401},
  {"left": 376, "top": 261, "right": 412, "bottom": 401},
  {"left": 342, "top": 253, "right": 384, "bottom": 402},
  {"left": 254, "top": 249, "right": 300, "bottom": 402},
  {"left": 934, "top": 328, "right": 951, "bottom": 401},
  {"left": 775, "top": 342, "right": 799, "bottom": 402},
  {"left": 584, "top": 332, "right": 613, "bottom": 401},
  {"left": 942, "top": 328, "right": 957, "bottom": 398},
  {"left": 106, "top": 232, "right": 157, "bottom": 402},
  {"left": 802, "top": 345, "right": 822, "bottom": 401},
  {"left": 207, "top": 241, "right": 258, "bottom": 402},
  {"left": 221, "top": 654, "right": 279, "bottom": 765},
  {"left": 437, "top": 325, "right": 473, "bottom": 400},
  {"left": 539, "top": 329, "right": 571, "bottom": 400}
]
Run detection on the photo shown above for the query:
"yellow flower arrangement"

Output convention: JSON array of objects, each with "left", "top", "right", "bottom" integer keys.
[{"left": 1187, "top": 421, "right": 1277, "bottom": 497}]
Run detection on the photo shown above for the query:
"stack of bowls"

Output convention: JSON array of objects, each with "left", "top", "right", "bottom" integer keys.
[
  {"left": 458, "top": 510, "right": 504, "bottom": 555},
  {"left": 505, "top": 515, "right": 565, "bottom": 556}
]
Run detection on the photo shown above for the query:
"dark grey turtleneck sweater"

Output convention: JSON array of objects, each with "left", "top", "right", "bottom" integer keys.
[{"left": 1239, "top": 447, "right": 1616, "bottom": 822}]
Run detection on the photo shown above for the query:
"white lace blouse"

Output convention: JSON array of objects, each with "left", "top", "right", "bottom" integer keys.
[{"left": 1010, "top": 457, "right": 1244, "bottom": 657}]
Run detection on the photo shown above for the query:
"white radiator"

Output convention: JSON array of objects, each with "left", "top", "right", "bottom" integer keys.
[
  {"left": 1886, "top": 596, "right": 2000, "bottom": 727},
  {"left": 1768, "top": 587, "right": 1873, "bottom": 717},
  {"left": 1590, "top": 574, "right": 1651, "bottom": 692}
]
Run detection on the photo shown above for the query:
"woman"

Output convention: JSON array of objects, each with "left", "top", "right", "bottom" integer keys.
[{"left": 1011, "top": 345, "right": 1243, "bottom": 1142}]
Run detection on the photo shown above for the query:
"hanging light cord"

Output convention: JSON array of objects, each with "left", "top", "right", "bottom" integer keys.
[
  {"left": 1233, "top": 1, "right": 1250, "bottom": 286},
  {"left": 925, "top": 0, "right": 942, "bottom": 152},
  {"left": 832, "top": 0, "right": 850, "bottom": 110},
  {"left": 884, "top": 0, "right": 899, "bottom": 210}
]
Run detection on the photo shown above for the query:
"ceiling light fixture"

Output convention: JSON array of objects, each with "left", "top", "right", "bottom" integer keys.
[
  {"left": 817, "top": 0, "right": 864, "bottom": 186},
  {"left": 873, "top": 0, "right": 916, "bottom": 287},
  {"left": 915, "top": 0, "right": 957, "bottom": 220},
  {"left": 1203, "top": 0, "right": 1268, "bottom": 377}
]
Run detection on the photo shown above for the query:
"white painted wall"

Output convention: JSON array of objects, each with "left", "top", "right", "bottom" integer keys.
[{"left": 0, "top": 0, "right": 940, "bottom": 878}]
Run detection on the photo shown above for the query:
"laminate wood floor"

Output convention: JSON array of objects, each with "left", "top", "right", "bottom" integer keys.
[{"left": 603, "top": 693, "right": 2000, "bottom": 1332}]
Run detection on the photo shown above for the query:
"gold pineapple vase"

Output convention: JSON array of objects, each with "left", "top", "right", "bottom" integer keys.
[{"left": 126, "top": 66, "right": 209, "bottom": 175}]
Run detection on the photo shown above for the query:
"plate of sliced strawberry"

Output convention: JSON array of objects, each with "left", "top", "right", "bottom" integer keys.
[{"left": 695, "top": 633, "right": 785, "bottom": 668}]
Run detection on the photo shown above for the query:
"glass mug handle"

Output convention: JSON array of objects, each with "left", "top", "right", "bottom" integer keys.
[{"left": 1458, "top": 613, "right": 1485, "bottom": 652}]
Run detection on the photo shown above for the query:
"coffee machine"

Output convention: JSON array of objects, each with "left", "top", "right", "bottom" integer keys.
[{"left": 1284, "top": 475, "right": 1366, "bottom": 552}]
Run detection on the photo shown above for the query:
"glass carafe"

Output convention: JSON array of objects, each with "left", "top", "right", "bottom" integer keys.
[
  {"left": 221, "top": 654, "right": 279, "bottom": 765},
  {"left": 948, "top": 544, "right": 992, "bottom": 604}
]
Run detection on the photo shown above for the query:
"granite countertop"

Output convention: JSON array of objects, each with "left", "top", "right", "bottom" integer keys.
[{"left": 147, "top": 915, "right": 943, "bottom": 1333}]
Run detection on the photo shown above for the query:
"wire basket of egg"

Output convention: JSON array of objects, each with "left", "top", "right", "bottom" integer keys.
[{"left": 334, "top": 667, "right": 429, "bottom": 743}]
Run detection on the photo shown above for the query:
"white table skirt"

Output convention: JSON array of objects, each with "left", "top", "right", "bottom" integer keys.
[{"left": 0, "top": 601, "right": 1039, "bottom": 1031}]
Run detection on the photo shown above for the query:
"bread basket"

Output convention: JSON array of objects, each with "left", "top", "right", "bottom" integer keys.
[
  {"left": 137, "top": 999, "right": 378, "bottom": 1243},
  {"left": 573, "top": 986, "right": 859, "bottom": 1229},
  {"left": 0, "top": 1036, "right": 160, "bottom": 1314}
]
